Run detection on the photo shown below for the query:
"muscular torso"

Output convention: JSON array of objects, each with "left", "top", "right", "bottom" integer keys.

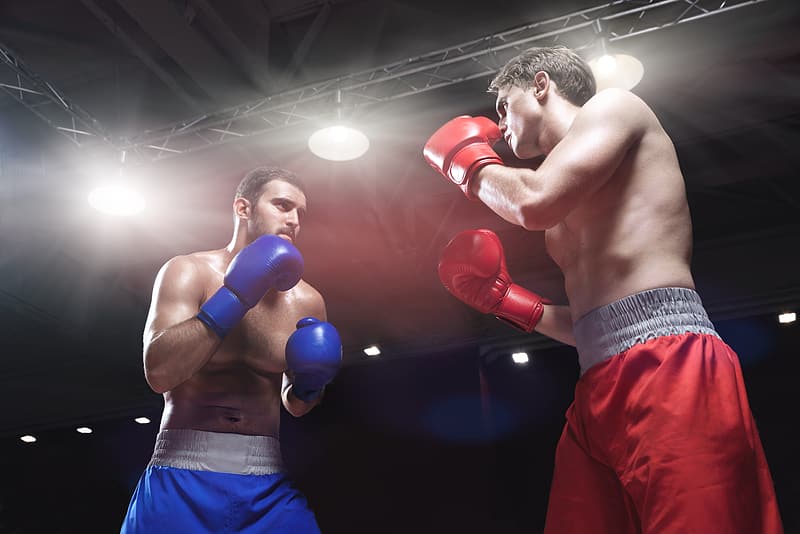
[
  {"left": 160, "top": 250, "right": 320, "bottom": 437},
  {"left": 544, "top": 117, "right": 695, "bottom": 321}
]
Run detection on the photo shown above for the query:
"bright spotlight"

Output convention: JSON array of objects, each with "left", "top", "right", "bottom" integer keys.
[
  {"left": 588, "top": 53, "right": 644, "bottom": 91},
  {"left": 76, "top": 427, "right": 93, "bottom": 434},
  {"left": 363, "top": 345, "right": 381, "bottom": 357},
  {"left": 308, "top": 125, "right": 370, "bottom": 161},
  {"left": 20, "top": 435, "right": 37, "bottom": 443},
  {"left": 778, "top": 312, "right": 796, "bottom": 324},
  {"left": 511, "top": 352, "right": 529, "bottom": 364},
  {"left": 135, "top": 417, "right": 151, "bottom": 424},
  {"left": 88, "top": 185, "right": 145, "bottom": 216}
]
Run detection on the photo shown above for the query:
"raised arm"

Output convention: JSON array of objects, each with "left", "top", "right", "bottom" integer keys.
[
  {"left": 143, "top": 256, "right": 221, "bottom": 394},
  {"left": 474, "top": 89, "right": 647, "bottom": 229}
]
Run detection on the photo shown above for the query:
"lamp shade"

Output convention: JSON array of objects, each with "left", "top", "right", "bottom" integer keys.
[{"left": 588, "top": 53, "right": 644, "bottom": 91}]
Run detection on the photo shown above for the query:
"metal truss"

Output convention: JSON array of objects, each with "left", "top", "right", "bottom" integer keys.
[
  {"left": 0, "top": 41, "right": 114, "bottom": 149},
  {"left": 1, "top": 0, "right": 767, "bottom": 162}
]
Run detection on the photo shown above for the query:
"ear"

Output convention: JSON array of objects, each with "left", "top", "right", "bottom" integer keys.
[
  {"left": 234, "top": 197, "right": 251, "bottom": 219},
  {"left": 532, "top": 71, "right": 550, "bottom": 100}
]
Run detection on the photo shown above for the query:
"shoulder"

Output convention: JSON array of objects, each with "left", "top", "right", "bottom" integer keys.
[
  {"left": 582, "top": 89, "right": 652, "bottom": 122},
  {"left": 575, "top": 89, "right": 655, "bottom": 139},
  {"left": 155, "top": 250, "right": 221, "bottom": 290},
  {"left": 290, "top": 279, "right": 327, "bottom": 317}
]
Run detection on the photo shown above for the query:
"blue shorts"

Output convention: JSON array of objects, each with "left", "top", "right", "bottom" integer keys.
[{"left": 121, "top": 429, "right": 320, "bottom": 534}]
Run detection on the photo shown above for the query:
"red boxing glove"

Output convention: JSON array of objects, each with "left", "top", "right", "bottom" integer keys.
[
  {"left": 438, "top": 229, "right": 548, "bottom": 332},
  {"left": 423, "top": 115, "right": 503, "bottom": 200}
]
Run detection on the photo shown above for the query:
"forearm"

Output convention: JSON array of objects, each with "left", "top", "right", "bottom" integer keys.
[
  {"left": 473, "top": 165, "right": 555, "bottom": 230},
  {"left": 534, "top": 304, "right": 576, "bottom": 346},
  {"left": 144, "top": 317, "right": 222, "bottom": 393}
]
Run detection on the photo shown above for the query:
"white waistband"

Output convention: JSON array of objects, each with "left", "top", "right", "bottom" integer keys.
[
  {"left": 148, "top": 429, "right": 285, "bottom": 475},
  {"left": 573, "top": 287, "right": 719, "bottom": 375}
]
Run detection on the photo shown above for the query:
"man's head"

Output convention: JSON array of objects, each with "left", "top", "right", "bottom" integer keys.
[
  {"left": 488, "top": 46, "right": 596, "bottom": 159},
  {"left": 489, "top": 46, "right": 596, "bottom": 106},
  {"left": 233, "top": 166, "right": 307, "bottom": 244}
]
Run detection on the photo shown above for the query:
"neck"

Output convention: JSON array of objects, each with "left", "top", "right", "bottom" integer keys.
[
  {"left": 540, "top": 98, "right": 581, "bottom": 154},
  {"left": 227, "top": 221, "right": 250, "bottom": 254}
]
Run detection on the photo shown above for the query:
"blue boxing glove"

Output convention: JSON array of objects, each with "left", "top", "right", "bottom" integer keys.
[
  {"left": 197, "top": 235, "right": 304, "bottom": 338},
  {"left": 286, "top": 317, "right": 342, "bottom": 402}
]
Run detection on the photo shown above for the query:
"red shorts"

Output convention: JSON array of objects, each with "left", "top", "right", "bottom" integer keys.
[{"left": 544, "top": 333, "right": 783, "bottom": 534}]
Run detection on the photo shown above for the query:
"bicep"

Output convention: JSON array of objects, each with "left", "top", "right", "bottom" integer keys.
[{"left": 143, "top": 257, "right": 206, "bottom": 345}]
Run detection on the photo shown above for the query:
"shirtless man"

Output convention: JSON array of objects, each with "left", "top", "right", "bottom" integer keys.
[
  {"left": 121, "top": 167, "right": 341, "bottom": 533},
  {"left": 424, "top": 46, "right": 782, "bottom": 533}
]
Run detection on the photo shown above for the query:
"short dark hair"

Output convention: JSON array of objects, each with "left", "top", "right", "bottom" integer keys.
[
  {"left": 234, "top": 166, "right": 306, "bottom": 204},
  {"left": 489, "top": 46, "right": 596, "bottom": 106}
]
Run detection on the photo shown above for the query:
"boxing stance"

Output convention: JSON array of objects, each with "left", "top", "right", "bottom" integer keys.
[
  {"left": 426, "top": 46, "right": 782, "bottom": 533},
  {"left": 121, "top": 167, "right": 341, "bottom": 533}
]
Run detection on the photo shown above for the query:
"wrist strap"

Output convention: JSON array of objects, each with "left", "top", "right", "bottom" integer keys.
[
  {"left": 495, "top": 283, "right": 549, "bottom": 333},
  {"left": 197, "top": 287, "right": 247, "bottom": 338}
]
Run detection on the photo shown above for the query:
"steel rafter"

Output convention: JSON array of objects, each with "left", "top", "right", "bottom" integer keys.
[
  {"left": 117, "top": 0, "right": 767, "bottom": 163},
  {"left": 0, "top": 41, "right": 114, "bottom": 148},
  {"left": 1, "top": 0, "right": 767, "bottom": 160}
]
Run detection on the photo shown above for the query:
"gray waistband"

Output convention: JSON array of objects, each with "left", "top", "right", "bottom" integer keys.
[
  {"left": 573, "top": 287, "right": 719, "bottom": 375},
  {"left": 148, "top": 429, "right": 285, "bottom": 475}
]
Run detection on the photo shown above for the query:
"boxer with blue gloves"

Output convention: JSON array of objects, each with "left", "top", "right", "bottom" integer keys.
[{"left": 122, "top": 167, "right": 337, "bottom": 534}]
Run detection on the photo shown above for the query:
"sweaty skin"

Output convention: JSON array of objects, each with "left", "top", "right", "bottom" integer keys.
[
  {"left": 474, "top": 80, "right": 694, "bottom": 343},
  {"left": 142, "top": 179, "right": 325, "bottom": 436}
]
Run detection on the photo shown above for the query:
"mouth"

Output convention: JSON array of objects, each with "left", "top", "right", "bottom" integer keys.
[{"left": 277, "top": 233, "right": 294, "bottom": 243}]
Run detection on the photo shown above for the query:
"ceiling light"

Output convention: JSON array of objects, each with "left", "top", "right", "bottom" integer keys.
[
  {"left": 308, "top": 124, "right": 370, "bottom": 161},
  {"left": 778, "top": 312, "right": 796, "bottom": 324},
  {"left": 88, "top": 184, "right": 145, "bottom": 216},
  {"left": 76, "top": 427, "right": 93, "bottom": 434},
  {"left": 135, "top": 417, "right": 151, "bottom": 424},
  {"left": 588, "top": 53, "right": 644, "bottom": 91},
  {"left": 363, "top": 345, "right": 381, "bottom": 357},
  {"left": 588, "top": 21, "right": 644, "bottom": 91},
  {"left": 308, "top": 89, "right": 369, "bottom": 161},
  {"left": 511, "top": 352, "right": 529, "bottom": 364},
  {"left": 20, "top": 435, "right": 37, "bottom": 443}
]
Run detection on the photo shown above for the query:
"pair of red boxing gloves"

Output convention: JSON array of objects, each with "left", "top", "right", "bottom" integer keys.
[{"left": 424, "top": 115, "right": 548, "bottom": 332}]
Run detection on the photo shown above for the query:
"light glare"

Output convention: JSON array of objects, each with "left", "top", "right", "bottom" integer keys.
[
  {"left": 88, "top": 185, "right": 146, "bottom": 216},
  {"left": 20, "top": 435, "right": 37, "bottom": 443},
  {"left": 135, "top": 417, "right": 151, "bottom": 424},
  {"left": 778, "top": 312, "right": 796, "bottom": 324},
  {"left": 511, "top": 352, "right": 529, "bottom": 364},
  {"left": 76, "top": 427, "right": 93, "bottom": 434},
  {"left": 588, "top": 53, "right": 644, "bottom": 91},
  {"left": 308, "top": 125, "right": 370, "bottom": 161},
  {"left": 363, "top": 345, "right": 381, "bottom": 357}
]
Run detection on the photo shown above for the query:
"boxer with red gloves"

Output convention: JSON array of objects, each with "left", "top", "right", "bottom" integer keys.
[
  {"left": 123, "top": 167, "right": 329, "bottom": 534},
  {"left": 438, "top": 229, "right": 548, "bottom": 332},
  {"left": 425, "top": 46, "right": 782, "bottom": 533}
]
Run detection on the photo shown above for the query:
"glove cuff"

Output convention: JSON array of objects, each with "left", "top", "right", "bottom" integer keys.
[
  {"left": 197, "top": 287, "right": 248, "bottom": 338},
  {"left": 450, "top": 145, "right": 503, "bottom": 200},
  {"left": 291, "top": 385, "right": 323, "bottom": 403},
  {"left": 494, "top": 283, "right": 549, "bottom": 333}
]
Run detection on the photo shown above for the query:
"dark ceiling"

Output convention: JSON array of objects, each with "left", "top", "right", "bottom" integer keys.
[{"left": 1, "top": 0, "right": 799, "bottom": 437}]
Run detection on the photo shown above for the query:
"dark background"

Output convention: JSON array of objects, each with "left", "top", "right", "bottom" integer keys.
[{"left": 0, "top": 0, "right": 799, "bottom": 532}]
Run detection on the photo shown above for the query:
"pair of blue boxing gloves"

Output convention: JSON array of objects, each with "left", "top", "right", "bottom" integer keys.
[{"left": 196, "top": 235, "right": 341, "bottom": 402}]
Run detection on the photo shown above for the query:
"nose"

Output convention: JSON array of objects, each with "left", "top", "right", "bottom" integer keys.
[
  {"left": 285, "top": 209, "right": 301, "bottom": 228},
  {"left": 498, "top": 116, "right": 507, "bottom": 133}
]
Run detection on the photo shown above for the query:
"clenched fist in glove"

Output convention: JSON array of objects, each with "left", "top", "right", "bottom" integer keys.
[
  {"left": 438, "top": 229, "right": 549, "bottom": 332},
  {"left": 423, "top": 115, "right": 503, "bottom": 199}
]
